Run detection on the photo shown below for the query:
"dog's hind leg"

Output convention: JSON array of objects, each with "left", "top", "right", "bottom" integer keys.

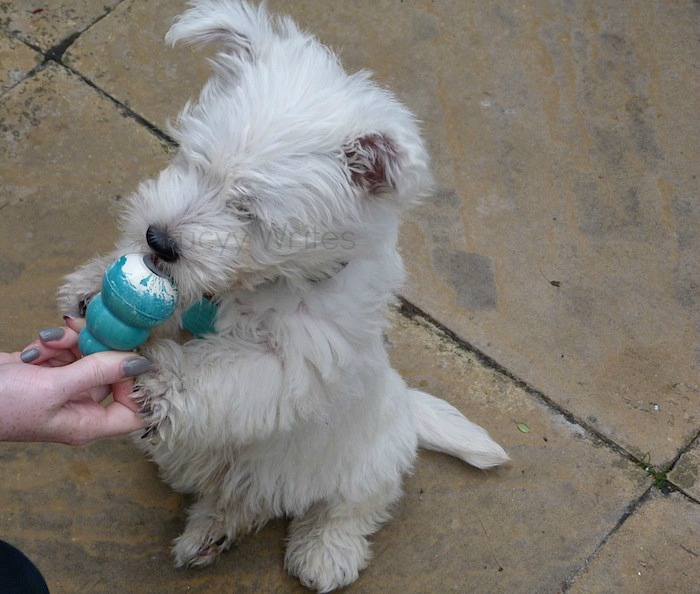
[
  {"left": 172, "top": 493, "right": 234, "bottom": 567},
  {"left": 284, "top": 481, "right": 402, "bottom": 592},
  {"left": 172, "top": 492, "right": 259, "bottom": 568}
]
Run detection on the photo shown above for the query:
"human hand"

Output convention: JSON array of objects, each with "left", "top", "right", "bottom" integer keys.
[{"left": 0, "top": 322, "right": 148, "bottom": 445}]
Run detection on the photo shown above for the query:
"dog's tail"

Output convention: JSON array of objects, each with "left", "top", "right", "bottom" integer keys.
[{"left": 409, "top": 389, "right": 509, "bottom": 469}]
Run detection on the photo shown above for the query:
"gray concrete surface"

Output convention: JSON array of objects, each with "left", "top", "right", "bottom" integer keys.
[{"left": 1, "top": 1, "right": 698, "bottom": 593}]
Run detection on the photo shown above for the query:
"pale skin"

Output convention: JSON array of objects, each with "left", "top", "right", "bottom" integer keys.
[{"left": 0, "top": 319, "right": 146, "bottom": 445}]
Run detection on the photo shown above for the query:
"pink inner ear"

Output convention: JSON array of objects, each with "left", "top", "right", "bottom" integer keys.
[{"left": 344, "top": 134, "right": 399, "bottom": 194}]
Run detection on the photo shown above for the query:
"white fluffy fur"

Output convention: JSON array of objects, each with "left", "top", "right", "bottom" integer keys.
[{"left": 58, "top": 2, "right": 508, "bottom": 591}]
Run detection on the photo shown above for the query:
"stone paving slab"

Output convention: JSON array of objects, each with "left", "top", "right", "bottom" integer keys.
[
  {"left": 63, "top": 0, "right": 210, "bottom": 128},
  {"left": 0, "top": 1, "right": 698, "bottom": 593},
  {"left": 0, "top": 62, "right": 170, "bottom": 349},
  {"left": 0, "top": 30, "right": 41, "bottom": 94},
  {"left": 0, "top": 309, "right": 650, "bottom": 593},
  {"left": 567, "top": 490, "right": 700, "bottom": 594},
  {"left": 59, "top": 0, "right": 700, "bottom": 465},
  {"left": 0, "top": 1, "right": 120, "bottom": 53},
  {"left": 396, "top": 0, "right": 700, "bottom": 465},
  {"left": 668, "top": 438, "right": 700, "bottom": 503},
  {"left": 374, "top": 311, "right": 650, "bottom": 593}
]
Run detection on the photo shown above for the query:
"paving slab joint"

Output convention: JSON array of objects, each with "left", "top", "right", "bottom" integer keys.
[
  {"left": 656, "top": 427, "right": 700, "bottom": 504},
  {"left": 45, "top": 31, "right": 82, "bottom": 62},
  {"left": 397, "top": 298, "right": 700, "bottom": 506},
  {"left": 396, "top": 297, "right": 645, "bottom": 468},
  {"left": 55, "top": 60, "right": 179, "bottom": 149},
  {"left": 560, "top": 486, "right": 655, "bottom": 592},
  {"left": 637, "top": 454, "right": 675, "bottom": 494}
]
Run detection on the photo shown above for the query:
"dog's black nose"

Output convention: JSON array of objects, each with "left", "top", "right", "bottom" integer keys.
[{"left": 146, "top": 225, "right": 180, "bottom": 262}]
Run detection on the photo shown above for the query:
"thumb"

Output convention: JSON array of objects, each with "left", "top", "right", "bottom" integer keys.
[{"left": 53, "top": 352, "right": 152, "bottom": 399}]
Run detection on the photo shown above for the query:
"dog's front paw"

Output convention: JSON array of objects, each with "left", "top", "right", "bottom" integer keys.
[
  {"left": 285, "top": 520, "right": 369, "bottom": 593},
  {"left": 134, "top": 368, "right": 172, "bottom": 440},
  {"left": 133, "top": 340, "right": 183, "bottom": 440},
  {"left": 58, "top": 276, "right": 99, "bottom": 318},
  {"left": 57, "top": 254, "right": 115, "bottom": 318}
]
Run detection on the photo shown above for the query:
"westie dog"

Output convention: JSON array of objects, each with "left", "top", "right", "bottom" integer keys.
[{"left": 59, "top": 1, "right": 508, "bottom": 590}]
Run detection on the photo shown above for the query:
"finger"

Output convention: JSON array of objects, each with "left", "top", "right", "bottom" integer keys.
[
  {"left": 43, "top": 352, "right": 80, "bottom": 367},
  {"left": 62, "top": 319, "right": 86, "bottom": 358},
  {"left": 83, "top": 384, "right": 113, "bottom": 403},
  {"left": 52, "top": 352, "right": 152, "bottom": 400},
  {"left": 40, "top": 325, "right": 85, "bottom": 360},
  {"left": 38, "top": 326, "right": 80, "bottom": 350},
  {"left": 64, "top": 317, "right": 86, "bottom": 333},
  {"left": 1, "top": 348, "right": 25, "bottom": 363},
  {"left": 20, "top": 343, "right": 77, "bottom": 366},
  {"left": 111, "top": 380, "right": 141, "bottom": 413},
  {"left": 20, "top": 326, "right": 82, "bottom": 366},
  {"left": 52, "top": 399, "right": 146, "bottom": 445},
  {"left": 97, "top": 400, "right": 146, "bottom": 437}
]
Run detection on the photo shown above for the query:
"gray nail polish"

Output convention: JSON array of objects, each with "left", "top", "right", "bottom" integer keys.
[
  {"left": 20, "top": 347, "right": 40, "bottom": 363},
  {"left": 39, "top": 327, "right": 65, "bottom": 342},
  {"left": 122, "top": 357, "right": 152, "bottom": 377}
]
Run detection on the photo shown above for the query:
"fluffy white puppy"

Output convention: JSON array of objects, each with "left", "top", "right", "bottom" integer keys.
[{"left": 59, "top": 1, "right": 508, "bottom": 591}]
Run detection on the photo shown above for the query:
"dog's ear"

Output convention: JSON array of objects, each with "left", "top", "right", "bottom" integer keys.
[
  {"left": 166, "top": 1, "right": 278, "bottom": 61},
  {"left": 343, "top": 133, "right": 401, "bottom": 195}
]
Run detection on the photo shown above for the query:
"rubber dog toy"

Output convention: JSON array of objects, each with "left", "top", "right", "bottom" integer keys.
[
  {"left": 78, "top": 253, "right": 179, "bottom": 355},
  {"left": 181, "top": 296, "right": 218, "bottom": 338}
]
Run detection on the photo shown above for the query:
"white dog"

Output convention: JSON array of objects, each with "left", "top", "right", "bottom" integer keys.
[{"left": 59, "top": 1, "right": 508, "bottom": 591}]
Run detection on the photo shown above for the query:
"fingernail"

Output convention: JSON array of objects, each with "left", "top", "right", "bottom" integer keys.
[
  {"left": 39, "top": 327, "right": 65, "bottom": 342},
  {"left": 63, "top": 315, "right": 75, "bottom": 321},
  {"left": 20, "top": 347, "right": 40, "bottom": 363},
  {"left": 122, "top": 357, "right": 152, "bottom": 377}
]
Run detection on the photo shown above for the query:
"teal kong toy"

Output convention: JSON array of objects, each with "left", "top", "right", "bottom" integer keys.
[{"left": 78, "top": 253, "right": 179, "bottom": 356}]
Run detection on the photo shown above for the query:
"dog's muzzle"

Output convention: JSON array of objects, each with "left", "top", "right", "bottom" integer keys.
[{"left": 146, "top": 225, "right": 180, "bottom": 263}]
